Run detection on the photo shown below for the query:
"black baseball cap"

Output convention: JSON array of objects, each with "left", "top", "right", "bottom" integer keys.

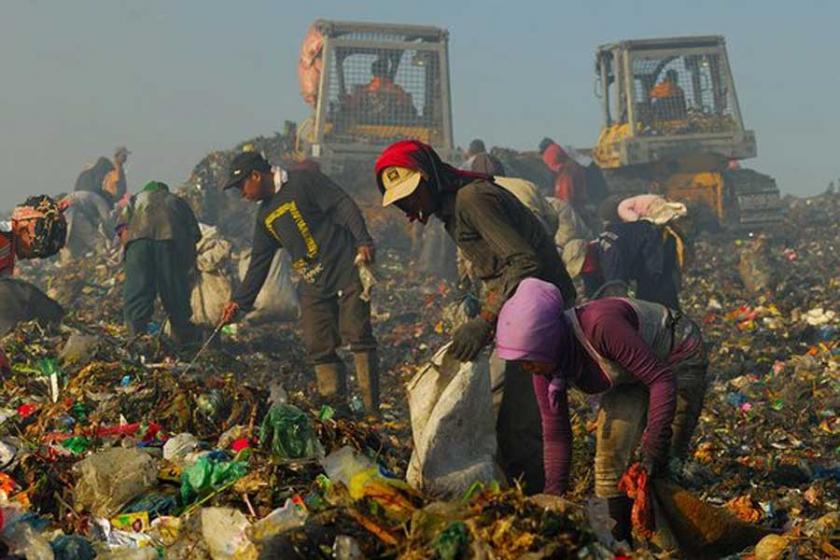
[{"left": 222, "top": 151, "right": 271, "bottom": 190}]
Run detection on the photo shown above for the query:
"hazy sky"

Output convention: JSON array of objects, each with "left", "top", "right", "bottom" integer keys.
[{"left": 1, "top": 0, "right": 838, "bottom": 209}]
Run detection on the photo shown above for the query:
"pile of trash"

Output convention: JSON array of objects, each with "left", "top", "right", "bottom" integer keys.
[
  {"left": 0, "top": 311, "right": 605, "bottom": 559},
  {"left": 3, "top": 139, "right": 839, "bottom": 558}
]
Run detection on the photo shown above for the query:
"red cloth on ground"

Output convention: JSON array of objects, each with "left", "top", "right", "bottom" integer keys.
[{"left": 618, "top": 462, "right": 655, "bottom": 538}]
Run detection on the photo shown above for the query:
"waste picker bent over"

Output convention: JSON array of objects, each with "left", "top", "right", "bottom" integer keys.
[
  {"left": 220, "top": 152, "right": 380, "bottom": 414},
  {"left": 374, "top": 140, "right": 577, "bottom": 492},
  {"left": 117, "top": 181, "right": 202, "bottom": 344},
  {"left": 495, "top": 277, "right": 708, "bottom": 545}
]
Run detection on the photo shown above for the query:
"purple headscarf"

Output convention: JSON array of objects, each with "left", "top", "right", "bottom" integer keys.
[{"left": 495, "top": 278, "right": 566, "bottom": 363}]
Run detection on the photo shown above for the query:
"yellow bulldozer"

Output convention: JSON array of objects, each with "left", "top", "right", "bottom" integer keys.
[{"left": 592, "top": 35, "right": 782, "bottom": 229}]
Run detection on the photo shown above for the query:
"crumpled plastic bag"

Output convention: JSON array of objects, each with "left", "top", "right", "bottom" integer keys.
[
  {"left": 259, "top": 404, "right": 319, "bottom": 460},
  {"left": 73, "top": 448, "right": 158, "bottom": 517},
  {"left": 180, "top": 455, "right": 248, "bottom": 504}
]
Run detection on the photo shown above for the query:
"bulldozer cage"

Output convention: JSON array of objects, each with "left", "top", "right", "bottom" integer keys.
[
  {"left": 598, "top": 36, "right": 744, "bottom": 138},
  {"left": 311, "top": 21, "right": 453, "bottom": 157}
]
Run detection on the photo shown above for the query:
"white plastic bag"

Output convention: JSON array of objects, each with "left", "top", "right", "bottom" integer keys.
[
  {"left": 238, "top": 250, "right": 300, "bottom": 324},
  {"left": 191, "top": 225, "right": 233, "bottom": 326},
  {"left": 406, "top": 343, "right": 497, "bottom": 497}
]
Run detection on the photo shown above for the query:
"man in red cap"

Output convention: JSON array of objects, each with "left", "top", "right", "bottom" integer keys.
[{"left": 374, "top": 140, "right": 576, "bottom": 492}]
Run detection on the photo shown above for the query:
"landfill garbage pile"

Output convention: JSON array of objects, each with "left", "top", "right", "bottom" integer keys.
[{"left": 3, "top": 157, "right": 839, "bottom": 558}]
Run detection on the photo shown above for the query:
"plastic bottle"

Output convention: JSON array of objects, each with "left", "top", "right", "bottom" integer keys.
[{"left": 247, "top": 497, "right": 308, "bottom": 542}]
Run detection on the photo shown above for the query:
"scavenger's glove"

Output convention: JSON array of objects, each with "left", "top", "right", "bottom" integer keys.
[
  {"left": 220, "top": 301, "right": 241, "bottom": 325},
  {"left": 450, "top": 316, "right": 493, "bottom": 362}
]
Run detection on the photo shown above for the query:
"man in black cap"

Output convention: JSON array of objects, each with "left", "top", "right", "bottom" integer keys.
[{"left": 219, "top": 152, "right": 380, "bottom": 414}]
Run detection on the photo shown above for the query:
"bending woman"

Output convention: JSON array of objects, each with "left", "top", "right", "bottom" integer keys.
[{"left": 495, "top": 278, "right": 708, "bottom": 543}]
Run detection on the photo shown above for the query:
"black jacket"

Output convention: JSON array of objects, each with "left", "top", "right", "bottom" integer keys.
[{"left": 234, "top": 170, "right": 373, "bottom": 310}]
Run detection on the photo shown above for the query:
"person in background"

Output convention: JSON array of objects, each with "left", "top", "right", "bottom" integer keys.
[
  {"left": 463, "top": 139, "right": 506, "bottom": 177},
  {"left": 539, "top": 138, "right": 587, "bottom": 213},
  {"left": 495, "top": 277, "right": 708, "bottom": 545},
  {"left": 374, "top": 139, "right": 576, "bottom": 493},
  {"left": 220, "top": 151, "right": 380, "bottom": 414},
  {"left": 117, "top": 181, "right": 201, "bottom": 345},
  {"left": 102, "top": 146, "right": 130, "bottom": 205}
]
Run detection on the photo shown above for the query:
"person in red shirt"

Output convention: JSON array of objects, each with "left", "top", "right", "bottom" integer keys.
[{"left": 539, "top": 138, "right": 587, "bottom": 211}]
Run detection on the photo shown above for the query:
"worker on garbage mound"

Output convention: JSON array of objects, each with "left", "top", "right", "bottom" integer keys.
[
  {"left": 1, "top": 195, "right": 68, "bottom": 277},
  {"left": 374, "top": 139, "right": 576, "bottom": 493},
  {"left": 495, "top": 277, "right": 708, "bottom": 546},
  {"left": 220, "top": 151, "right": 380, "bottom": 415},
  {"left": 116, "top": 181, "right": 201, "bottom": 345}
]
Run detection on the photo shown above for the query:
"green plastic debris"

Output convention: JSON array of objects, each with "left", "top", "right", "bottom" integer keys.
[
  {"left": 433, "top": 521, "right": 470, "bottom": 560},
  {"left": 318, "top": 404, "right": 335, "bottom": 421},
  {"left": 259, "top": 404, "right": 319, "bottom": 460},
  {"left": 462, "top": 480, "right": 501, "bottom": 502},
  {"left": 60, "top": 436, "right": 91, "bottom": 455},
  {"left": 38, "top": 357, "right": 62, "bottom": 377},
  {"left": 70, "top": 402, "right": 90, "bottom": 421},
  {"left": 180, "top": 456, "right": 249, "bottom": 504}
]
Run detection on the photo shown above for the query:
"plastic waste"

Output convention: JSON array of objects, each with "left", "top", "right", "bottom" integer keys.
[
  {"left": 123, "top": 493, "right": 178, "bottom": 519},
  {"left": 0, "top": 438, "right": 17, "bottom": 468},
  {"left": 433, "top": 521, "right": 470, "bottom": 560},
  {"left": 200, "top": 507, "right": 258, "bottom": 560},
  {"left": 180, "top": 456, "right": 248, "bottom": 504},
  {"left": 247, "top": 496, "right": 308, "bottom": 543},
  {"left": 355, "top": 254, "right": 378, "bottom": 302},
  {"left": 38, "top": 357, "right": 62, "bottom": 403},
  {"left": 73, "top": 448, "right": 158, "bottom": 517},
  {"left": 333, "top": 535, "right": 364, "bottom": 560},
  {"left": 50, "top": 534, "right": 96, "bottom": 560},
  {"left": 349, "top": 395, "right": 365, "bottom": 416},
  {"left": 111, "top": 511, "right": 151, "bottom": 533},
  {"left": 267, "top": 381, "right": 288, "bottom": 406},
  {"left": 1, "top": 507, "right": 55, "bottom": 560},
  {"left": 60, "top": 436, "right": 91, "bottom": 455},
  {"left": 58, "top": 332, "right": 99, "bottom": 365},
  {"left": 320, "top": 446, "right": 415, "bottom": 521},
  {"left": 163, "top": 433, "right": 200, "bottom": 466},
  {"left": 259, "top": 403, "right": 319, "bottom": 460},
  {"left": 97, "top": 548, "right": 158, "bottom": 560}
]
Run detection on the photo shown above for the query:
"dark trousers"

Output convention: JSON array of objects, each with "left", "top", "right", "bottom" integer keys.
[
  {"left": 123, "top": 239, "right": 193, "bottom": 335},
  {"left": 298, "top": 278, "right": 376, "bottom": 365},
  {"left": 495, "top": 360, "right": 545, "bottom": 494}
]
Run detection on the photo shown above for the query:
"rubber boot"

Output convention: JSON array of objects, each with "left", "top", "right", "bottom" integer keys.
[
  {"left": 607, "top": 496, "right": 634, "bottom": 547},
  {"left": 314, "top": 362, "right": 346, "bottom": 398},
  {"left": 353, "top": 351, "right": 380, "bottom": 414}
]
